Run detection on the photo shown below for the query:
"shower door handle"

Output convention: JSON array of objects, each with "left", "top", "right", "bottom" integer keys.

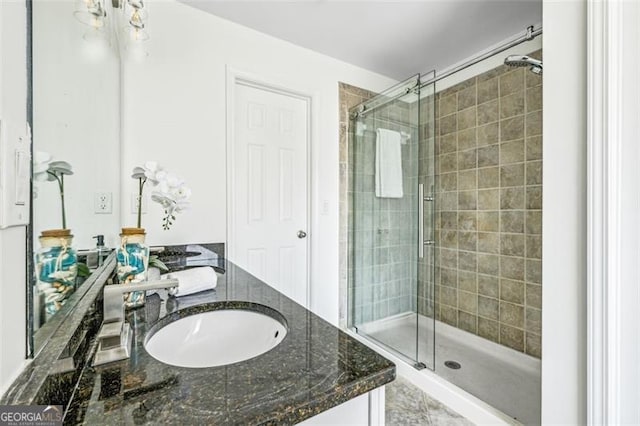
[{"left": 419, "top": 184, "right": 424, "bottom": 259}]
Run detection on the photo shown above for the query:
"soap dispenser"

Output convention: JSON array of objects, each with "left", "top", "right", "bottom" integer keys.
[{"left": 93, "top": 235, "right": 110, "bottom": 267}]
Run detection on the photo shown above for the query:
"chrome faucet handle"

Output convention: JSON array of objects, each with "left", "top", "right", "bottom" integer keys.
[{"left": 103, "top": 278, "right": 179, "bottom": 324}]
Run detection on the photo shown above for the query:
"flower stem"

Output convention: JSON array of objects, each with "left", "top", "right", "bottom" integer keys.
[
  {"left": 60, "top": 174, "right": 66, "bottom": 229},
  {"left": 49, "top": 171, "right": 66, "bottom": 229},
  {"left": 137, "top": 178, "right": 146, "bottom": 228}
]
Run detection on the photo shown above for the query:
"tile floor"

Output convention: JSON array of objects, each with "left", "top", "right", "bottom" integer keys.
[{"left": 386, "top": 377, "right": 473, "bottom": 425}]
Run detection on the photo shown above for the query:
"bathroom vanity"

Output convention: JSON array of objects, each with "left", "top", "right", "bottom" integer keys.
[{"left": 2, "top": 245, "right": 395, "bottom": 425}]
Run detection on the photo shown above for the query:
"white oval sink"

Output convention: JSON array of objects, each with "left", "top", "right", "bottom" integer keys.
[{"left": 144, "top": 308, "right": 287, "bottom": 368}]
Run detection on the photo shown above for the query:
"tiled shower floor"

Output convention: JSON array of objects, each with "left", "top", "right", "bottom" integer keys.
[{"left": 363, "top": 314, "right": 541, "bottom": 425}]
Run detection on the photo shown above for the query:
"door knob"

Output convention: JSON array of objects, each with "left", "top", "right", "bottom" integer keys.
[{"left": 297, "top": 230, "right": 307, "bottom": 239}]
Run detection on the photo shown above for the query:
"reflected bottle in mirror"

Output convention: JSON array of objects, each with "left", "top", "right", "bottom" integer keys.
[
  {"left": 36, "top": 229, "right": 78, "bottom": 321},
  {"left": 116, "top": 227, "right": 150, "bottom": 308}
]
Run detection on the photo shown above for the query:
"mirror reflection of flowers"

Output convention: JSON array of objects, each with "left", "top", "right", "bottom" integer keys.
[
  {"left": 33, "top": 151, "right": 74, "bottom": 229},
  {"left": 131, "top": 161, "right": 191, "bottom": 230}
]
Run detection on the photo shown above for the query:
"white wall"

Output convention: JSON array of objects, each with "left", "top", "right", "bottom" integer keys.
[
  {"left": 121, "top": 0, "right": 396, "bottom": 323},
  {"left": 541, "top": 1, "right": 587, "bottom": 423},
  {"left": 0, "top": 0, "right": 29, "bottom": 396},
  {"left": 32, "top": 0, "right": 121, "bottom": 250}
]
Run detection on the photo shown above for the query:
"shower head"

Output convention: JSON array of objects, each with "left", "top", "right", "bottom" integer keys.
[{"left": 504, "top": 55, "right": 543, "bottom": 75}]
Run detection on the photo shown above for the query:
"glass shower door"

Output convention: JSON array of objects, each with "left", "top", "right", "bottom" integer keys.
[{"left": 348, "top": 73, "right": 435, "bottom": 370}]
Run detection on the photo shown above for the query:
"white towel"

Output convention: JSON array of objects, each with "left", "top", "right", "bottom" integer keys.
[
  {"left": 375, "top": 128, "right": 404, "bottom": 198},
  {"left": 161, "top": 266, "right": 217, "bottom": 297}
]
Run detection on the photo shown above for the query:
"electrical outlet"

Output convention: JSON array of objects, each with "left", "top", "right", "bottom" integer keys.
[
  {"left": 131, "top": 193, "right": 148, "bottom": 214},
  {"left": 94, "top": 192, "right": 112, "bottom": 214}
]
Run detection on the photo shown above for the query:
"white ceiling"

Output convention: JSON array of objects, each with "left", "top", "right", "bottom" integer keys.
[{"left": 178, "top": 0, "right": 541, "bottom": 80}]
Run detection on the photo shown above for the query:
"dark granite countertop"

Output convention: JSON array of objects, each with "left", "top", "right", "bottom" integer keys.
[{"left": 65, "top": 247, "right": 395, "bottom": 425}]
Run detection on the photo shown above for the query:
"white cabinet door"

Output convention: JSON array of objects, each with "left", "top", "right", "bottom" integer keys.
[{"left": 230, "top": 82, "right": 309, "bottom": 307}]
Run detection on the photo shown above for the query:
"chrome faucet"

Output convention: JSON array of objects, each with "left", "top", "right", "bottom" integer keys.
[
  {"left": 103, "top": 279, "right": 179, "bottom": 324},
  {"left": 94, "top": 279, "right": 179, "bottom": 366}
]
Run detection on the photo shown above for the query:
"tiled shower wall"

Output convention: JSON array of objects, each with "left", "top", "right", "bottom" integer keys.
[
  {"left": 340, "top": 83, "right": 420, "bottom": 327},
  {"left": 429, "top": 50, "right": 543, "bottom": 357}
]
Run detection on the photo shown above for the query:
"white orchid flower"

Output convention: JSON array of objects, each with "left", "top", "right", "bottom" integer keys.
[
  {"left": 48, "top": 161, "right": 74, "bottom": 176},
  {"left": 33, "top": 151, "right": 53, "bottom": 182},
  {"left": 131, "top": 166, "right": 146, "bottom": 179}
]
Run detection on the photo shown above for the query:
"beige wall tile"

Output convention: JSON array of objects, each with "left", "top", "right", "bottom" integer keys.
[
  {"left": 526, "top": 307, "right": 542, "bottom": 334},
  {"left": 526, "top": 235, "right": 542, "bottom": 259},
  {"left": 525, "top": 332, "right": 541, "bottom": 357},
  {"left": 441, "top": 305, "right": 458, "bottom": 326},
  {"left": 440, "top": 93, "right": 457, "bottom": 117},
  {"left": 457, "top": 128, "right": 476, "bottom": 151},
  {"left": 441, "top": 268, "right": 458, "bottom": 287},
  {"left": 458, "top": 169, "right": 477, "bottom": 190},
  {"left": 499, "top": 69, "right": 525, "bottom": 97},
  {"left": 440, "top": 132, "right": 457, "bottom": 154},
  {"left": 500, "top": 163, "right": 525, "bottom": 187},
  {"left": 440, "top": 113, "right": 457, "bottom": 135},
  {"left": 478, "top": 296, "right": 499, "bottom": 320},
  {"left": 459, "top": 231, "right": 478, "bottom": 251},
  {"left": 478, "top": 317, "right": 499, "bottom": 341},
  {"left": 478, "top": 212, "right": 500, "bottom": 232},
  {"left": 459, "top": 251, "right": 477, "bottom": 271},
  {"left": 459, "top": 290, "right": 478, "bottom": 313},
  {"left": 458, "top": 107, "right": 477, "bottom": 130},
  {"left": 478, "top": 274, "right": 499, "bottom": 298},
  {"left": 500, "top": 140, "right": 525, "bottom": 164},
  {"left": 458, "top": 85, "right": 477, "bottom": 111},
  {"left": 500, "top": 301, "right": 525, "bottom": 328},
  {"left": 500, "top": 90, "right": 525, "bottom": 119},
  {"left": 478, "top": 144, "right": 500, "bottom": 167},
  {"left": 526, "top": 210, "right": 542, "bottom": 234},
  {"left": 477, "top": 122, "right": 499, "bottom": 146},
  {"left": 526, "top": 85, "right": 542, "bottom": 112},
  {"left": 478, "top": 232, "right": 500, "bottom": 254},
  {"left": 500, "top": 115, "right": 525, "bottom": 141},
  {"left": 458, "top": 149, "right": 477, "bottom": 170},
  {"left": 458, "top": 211, "right": 477, "bottom": 231},
  {"left": 477, "top": 77, "right": 499, "bottom": 104},
  {"left": 477, "top": 99, "right": 498, "bottom": 125},
  {"left": 526, "top": 136, "right": 542, "bottom": 161},
  {"left": 501, "top": 233, "right": 525, "bottom": 257},
  {"left": 500, "top": 278, "right": 525, "bottom": 304},
  {"left": 458, "top": 270, "right": 477, "bottom": 292},
  {"left": 458, "top": 311, "right": 478, "bottom": 333},
  {"left": 526, "top": 185, "right": 542, "bottom": 209},
  {"left": 440, "top": 172, "right": 457, "bottom": 191},
  {"left": 526, "top": 161, "right": 542, "bottom": 185},
  {"left": 501, "top": 187, "right": 525, "bottom": 210},
  {"left": 501, "top": 210, "right": 525, "bottom": 233},
  {"left": 458, "top": 190, "right": 478, "bottom": 210},
  {"left": 500, "top": 324, "right": 525, "bottom": 351},
  {"left": 478, "top": 253, "right": 499, "bottom": 275},
  {"left": 526, "top": 283, "right": 542, "bottom": 309},
  {"left": 525, "top": 110, "right": 542, "bottom": 136},
  {"left": 501, "top": 255, "right": 525, "bottom": 281},
  {"left": 526, "top": 259, "right": 542, "bottom": 284},
  {"left": 478, "top": 189, "right": 500, "bottom": 210},
  {"left": 478, "top": 167, "right": 499, "bottom": 188}
]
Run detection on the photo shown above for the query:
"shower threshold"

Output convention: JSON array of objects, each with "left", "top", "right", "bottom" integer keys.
[{"left": 356, "top": 313, "right": 541, "bottom": 425}]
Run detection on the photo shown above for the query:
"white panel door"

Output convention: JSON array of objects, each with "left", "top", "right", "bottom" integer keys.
[{"left": 231, "top": 82, "right": 308, "bottom": 306}]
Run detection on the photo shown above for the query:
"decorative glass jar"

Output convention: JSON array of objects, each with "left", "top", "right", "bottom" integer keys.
[
  {"left": 36, "top": 229, "right": 78, "bottom": 321},
  {"left": 116, "top": 227, "right": 150, "bottom": 308}
]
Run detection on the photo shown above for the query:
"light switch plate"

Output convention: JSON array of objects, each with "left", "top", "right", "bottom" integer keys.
[{"left": 0, "top": 119, "right": 31, "bottom": 229}]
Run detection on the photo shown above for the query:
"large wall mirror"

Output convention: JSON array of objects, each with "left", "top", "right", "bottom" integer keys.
[{"left": 30, "top": 0, "right": 121, "bottom": 352}]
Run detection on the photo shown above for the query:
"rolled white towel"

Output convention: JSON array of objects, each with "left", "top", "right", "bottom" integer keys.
[{"left": 161, "top": 266, "right": 217, "bottom": 297}]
